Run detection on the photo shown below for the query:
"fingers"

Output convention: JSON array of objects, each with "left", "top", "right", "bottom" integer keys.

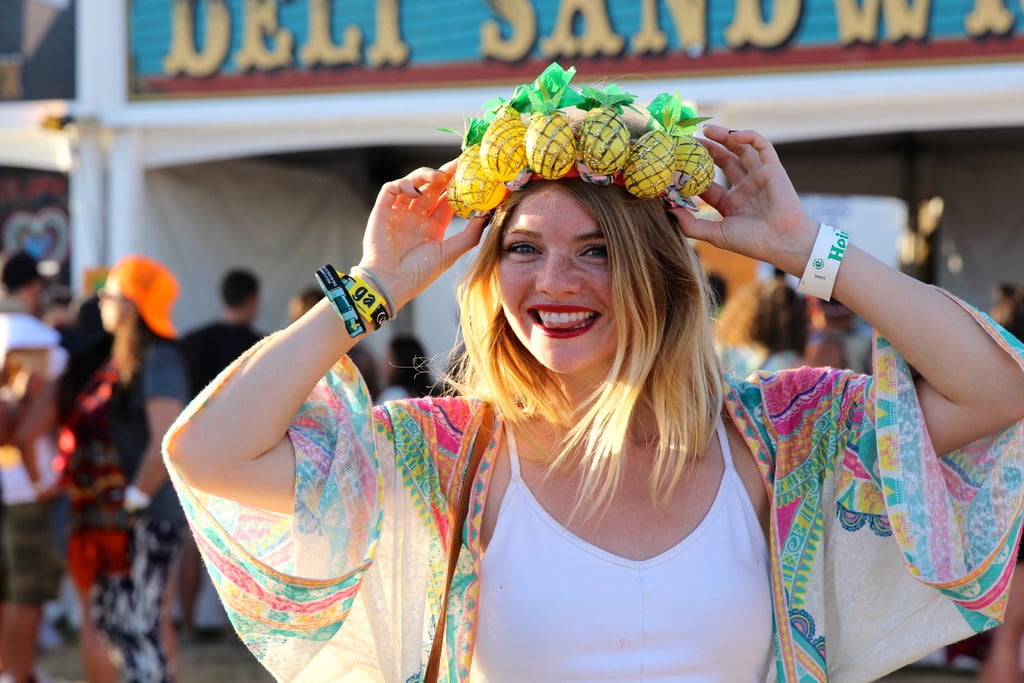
[
  {"left": 698, "top": 182, "right": 727, "bottom": 210},
  {"left": 377, "top": 167, "right": 448, "bottom": 208},
  {"left": 728, "top": 128, "right": 781, "bottom": 168},
  {"left": 700, "top": 136, "right": 745, "bottom": 186},
  {"left": 699, "top": 125, "right": 781, "bottom": 183},
  {"left": 668, "top": 206, "right": 717, "bottom": 245}
]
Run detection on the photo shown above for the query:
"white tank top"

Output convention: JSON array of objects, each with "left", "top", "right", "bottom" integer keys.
[{"left": 471, "top": 420, "right": 773, "bottom": 682}]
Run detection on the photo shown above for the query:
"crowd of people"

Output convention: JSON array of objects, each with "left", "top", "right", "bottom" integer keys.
[
  {"left": 1, "top": 89, "right": 1024, "bottom": 682},
  {"left": 0, "top": 247, "right": 448, "bottom": 682}
]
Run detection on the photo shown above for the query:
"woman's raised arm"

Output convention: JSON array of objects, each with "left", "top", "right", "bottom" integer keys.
[
  {"left": 674, "top": 124, "right": 1024, "bottom": 455},
  {"left": 165, "top": 164, "right": 487, "bottom": 512}
]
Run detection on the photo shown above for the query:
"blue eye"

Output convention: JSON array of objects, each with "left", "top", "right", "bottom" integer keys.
[
  {"left": 582, "top": 245, "right": 608, "bottom": 258},
  {"left": 505, "top": 242, "right": 538, "bottom": 255}
]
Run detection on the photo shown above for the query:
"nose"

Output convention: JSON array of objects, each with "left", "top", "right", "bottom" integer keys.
[{"left": 535, "top": 251, "right": 582, "bottom": 295}]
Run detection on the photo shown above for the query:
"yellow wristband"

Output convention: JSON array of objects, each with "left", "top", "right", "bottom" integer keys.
[{"left": 342, "top": 271, "right": 393, "bottom": 330}]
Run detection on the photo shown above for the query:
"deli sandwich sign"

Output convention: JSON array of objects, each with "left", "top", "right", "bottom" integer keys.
[{"left": 130, "top": 0, "right": 1024, "bottom": 99}]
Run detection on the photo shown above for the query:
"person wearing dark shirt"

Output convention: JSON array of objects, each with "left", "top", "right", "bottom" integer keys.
[{"left": 181, "top": 268, "right": 263, "bottom": 395}]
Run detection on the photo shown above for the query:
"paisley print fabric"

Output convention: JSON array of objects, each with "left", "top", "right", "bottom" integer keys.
[{"left": 164, "top": 294, "right": 1024, "bottom": 682}]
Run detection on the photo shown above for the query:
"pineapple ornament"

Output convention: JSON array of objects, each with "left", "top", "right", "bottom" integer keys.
[
  {"left": 522, "top": 63, "right": 584, "bottom": 180},
  {"left": 622, "top": 113, "right": 676, "bottom": 200},
  {"left": 675, "top": 137, "right": 715, "bottom": 196},
  {"left": 647, "top": 93, "right": 715, "bottom": 197},
  {"left": 577, "top": 84, "right": 636, "bottom": 177},
  {"left": 444, "top": 117, "right": 507, "bottom": 218},
  {"left": 479, "top": 95, "right": 529, "bottom": 182}
]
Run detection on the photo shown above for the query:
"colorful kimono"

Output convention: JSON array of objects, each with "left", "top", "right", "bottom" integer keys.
[{"left": 164, "top": 296, "right": 1024, "bottom": 682}]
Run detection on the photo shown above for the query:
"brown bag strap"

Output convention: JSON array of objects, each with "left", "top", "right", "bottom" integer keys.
[{"left": 423, "top": 402, "right": 495, "bottom": 683}]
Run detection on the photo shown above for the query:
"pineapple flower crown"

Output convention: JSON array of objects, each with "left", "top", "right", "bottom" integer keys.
[{"left": 443, "top": 62, "right": 716, "bottom": 219}]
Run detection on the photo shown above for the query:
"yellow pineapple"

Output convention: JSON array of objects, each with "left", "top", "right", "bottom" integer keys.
[
  {"left": 519, "top": 62, "right": 583, "bottom": 180},
  {"left": 579, "top": 107, "right": 630, "bottom": 176},
  {"left": 577, "top": 84, "right": 635, "bottom": 176},
  {"left": 446, "top": 189, "right": 475, "bottom": 219},
  {"left": 480, "top": 106, "right": 528, "bottom": 182},
  {"left": 641, "top": 92, "right": 713, "bottom": 198},
  {"left": 525, "top": 111, "right": 576, "bottom": 179},
  {"left": 673, "top": 136, "right": 715, "bottom": 195},
  {"left": 449, "top": 144, "right": 506, "bottom": 217},
  {"left": 623, "top": 129, "right": 675, "bottom": 199}
]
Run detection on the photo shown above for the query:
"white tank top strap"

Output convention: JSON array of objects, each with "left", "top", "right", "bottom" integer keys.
[
  {"left": 716, "top": 417, "right": 737, "bottom": 474},
  {"left": 505, "top": 429, "right": 524, "bottom": 481}
]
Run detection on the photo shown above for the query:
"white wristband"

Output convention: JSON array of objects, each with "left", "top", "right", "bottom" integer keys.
[
  {"left": 124, "top": 485, "right": 151, "bottom": 512},
  {"left": 797, "top": 223, "right": 850, "bottom": 301}
]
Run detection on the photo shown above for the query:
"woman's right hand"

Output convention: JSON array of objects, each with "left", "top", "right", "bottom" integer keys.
[{"left": 357, "top": 162, "right": 490, "bottom": 312}]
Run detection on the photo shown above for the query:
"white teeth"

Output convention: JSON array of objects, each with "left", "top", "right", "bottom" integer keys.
[{"left": 536, "top": 310, "right": 595, "bottom": 328}]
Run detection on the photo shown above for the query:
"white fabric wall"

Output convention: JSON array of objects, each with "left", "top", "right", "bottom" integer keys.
[{"left": 144, "top": 158, "right": 370, "bottom": 337}]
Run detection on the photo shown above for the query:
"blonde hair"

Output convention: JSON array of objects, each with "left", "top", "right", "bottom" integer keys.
[{"left": 449, "top": 179, "right": 723, "bottom": 513}]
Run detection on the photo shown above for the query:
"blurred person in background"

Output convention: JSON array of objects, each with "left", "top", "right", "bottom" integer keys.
[
  {"left": 715, "top": 281, "right": 763, "bottom": 379},
  {"left": 0, "top": 252, "right": 46, "bottom": 317},
  {"left": 287, "top": 286, "right": 324, "bottom": 326},
  {"left": 60, "top": 255, "right": 190, "bottom": 683},
  {"left": 804, "top": 298, "right": 871, "bottom": 374},
  {"left": 182, "top": 268, "right": 263, "bottom": 396},
  {"left": 57, "top": 295, "right": 113, "bottom": 424},
  {"left": 750, "top": 268, "right": 808, "bottom": 372},
  {"left": 0, "top": 313, "right": 67, "bottom": 683},
  {"left": 377, "top": 334, "right": 438, "bottom": 402},
  {"left": 705, "top": 271, "right": 728, "bottom": 316}
]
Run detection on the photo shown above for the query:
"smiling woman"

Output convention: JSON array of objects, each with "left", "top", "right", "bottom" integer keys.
[{"left": 162, "top": 64, "right": 1024, "bottom": 683}]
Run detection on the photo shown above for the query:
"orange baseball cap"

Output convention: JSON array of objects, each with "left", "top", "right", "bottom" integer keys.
[{"left": 108, "top": 255, "right": 179, "bottom": 338}]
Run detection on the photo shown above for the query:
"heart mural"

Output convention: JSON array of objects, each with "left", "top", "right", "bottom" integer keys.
[{"left": 2, "top": 207, "right": 70, "bottom": 265}]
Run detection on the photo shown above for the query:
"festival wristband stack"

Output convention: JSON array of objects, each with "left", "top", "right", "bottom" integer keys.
[
  {"left": 797, "top": 223, "right": 850, "bottom": 301},
  {"left": 315, "top": 264, "right": 395, "bottom": 337}
]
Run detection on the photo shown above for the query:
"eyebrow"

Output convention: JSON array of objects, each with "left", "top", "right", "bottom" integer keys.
[{"left": 505, "top": 228, "right": 606, "bottom": 241}]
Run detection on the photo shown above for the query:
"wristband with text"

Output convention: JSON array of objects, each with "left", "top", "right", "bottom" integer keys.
[
  {"left": 341, "top": 270, "right": 393, "bottom": 330},
  {"left": 797, "top": 223, "right": 849, "bottom": 301},
  {"left": 315, "top": 264, "right": 367, "bottom": 338}
]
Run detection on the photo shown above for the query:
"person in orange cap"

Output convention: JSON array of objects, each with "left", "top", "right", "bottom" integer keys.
[{"left": 61, "top": 255, "right": 191, "bottom": 683}]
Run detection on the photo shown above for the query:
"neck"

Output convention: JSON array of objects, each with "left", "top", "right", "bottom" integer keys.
[{"left": 222, "top": 307, "right": 251, "bottom": 325}]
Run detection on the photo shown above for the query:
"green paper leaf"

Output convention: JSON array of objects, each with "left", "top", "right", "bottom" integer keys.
[
  {"left": 579, "top": 83, "right": 637, "bottom": 112},
  {"left": 465, "top": 116, "right": 490, "bottom": 147},
  {"left": 483, "top": 96, "right": 508, "bottom": 115},
  {"left": 445, "top": 117, "right": 489, "bottom": 149},
  {"left": 508, "top": 84, "right": 533, "bottom": 113},
  {"left": 672, "top": 116, "right": 714, "bottom": 136},
  {"left": 528, "top": 62, "right": 582, "bottom": 114},
  {"left": 647, "top": 92, "right": 713, "bottom": 136}
]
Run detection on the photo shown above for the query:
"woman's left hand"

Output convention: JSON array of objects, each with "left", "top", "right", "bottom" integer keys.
[{"left": 669, "top": 124, "right": 817, "bottom": 276}]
